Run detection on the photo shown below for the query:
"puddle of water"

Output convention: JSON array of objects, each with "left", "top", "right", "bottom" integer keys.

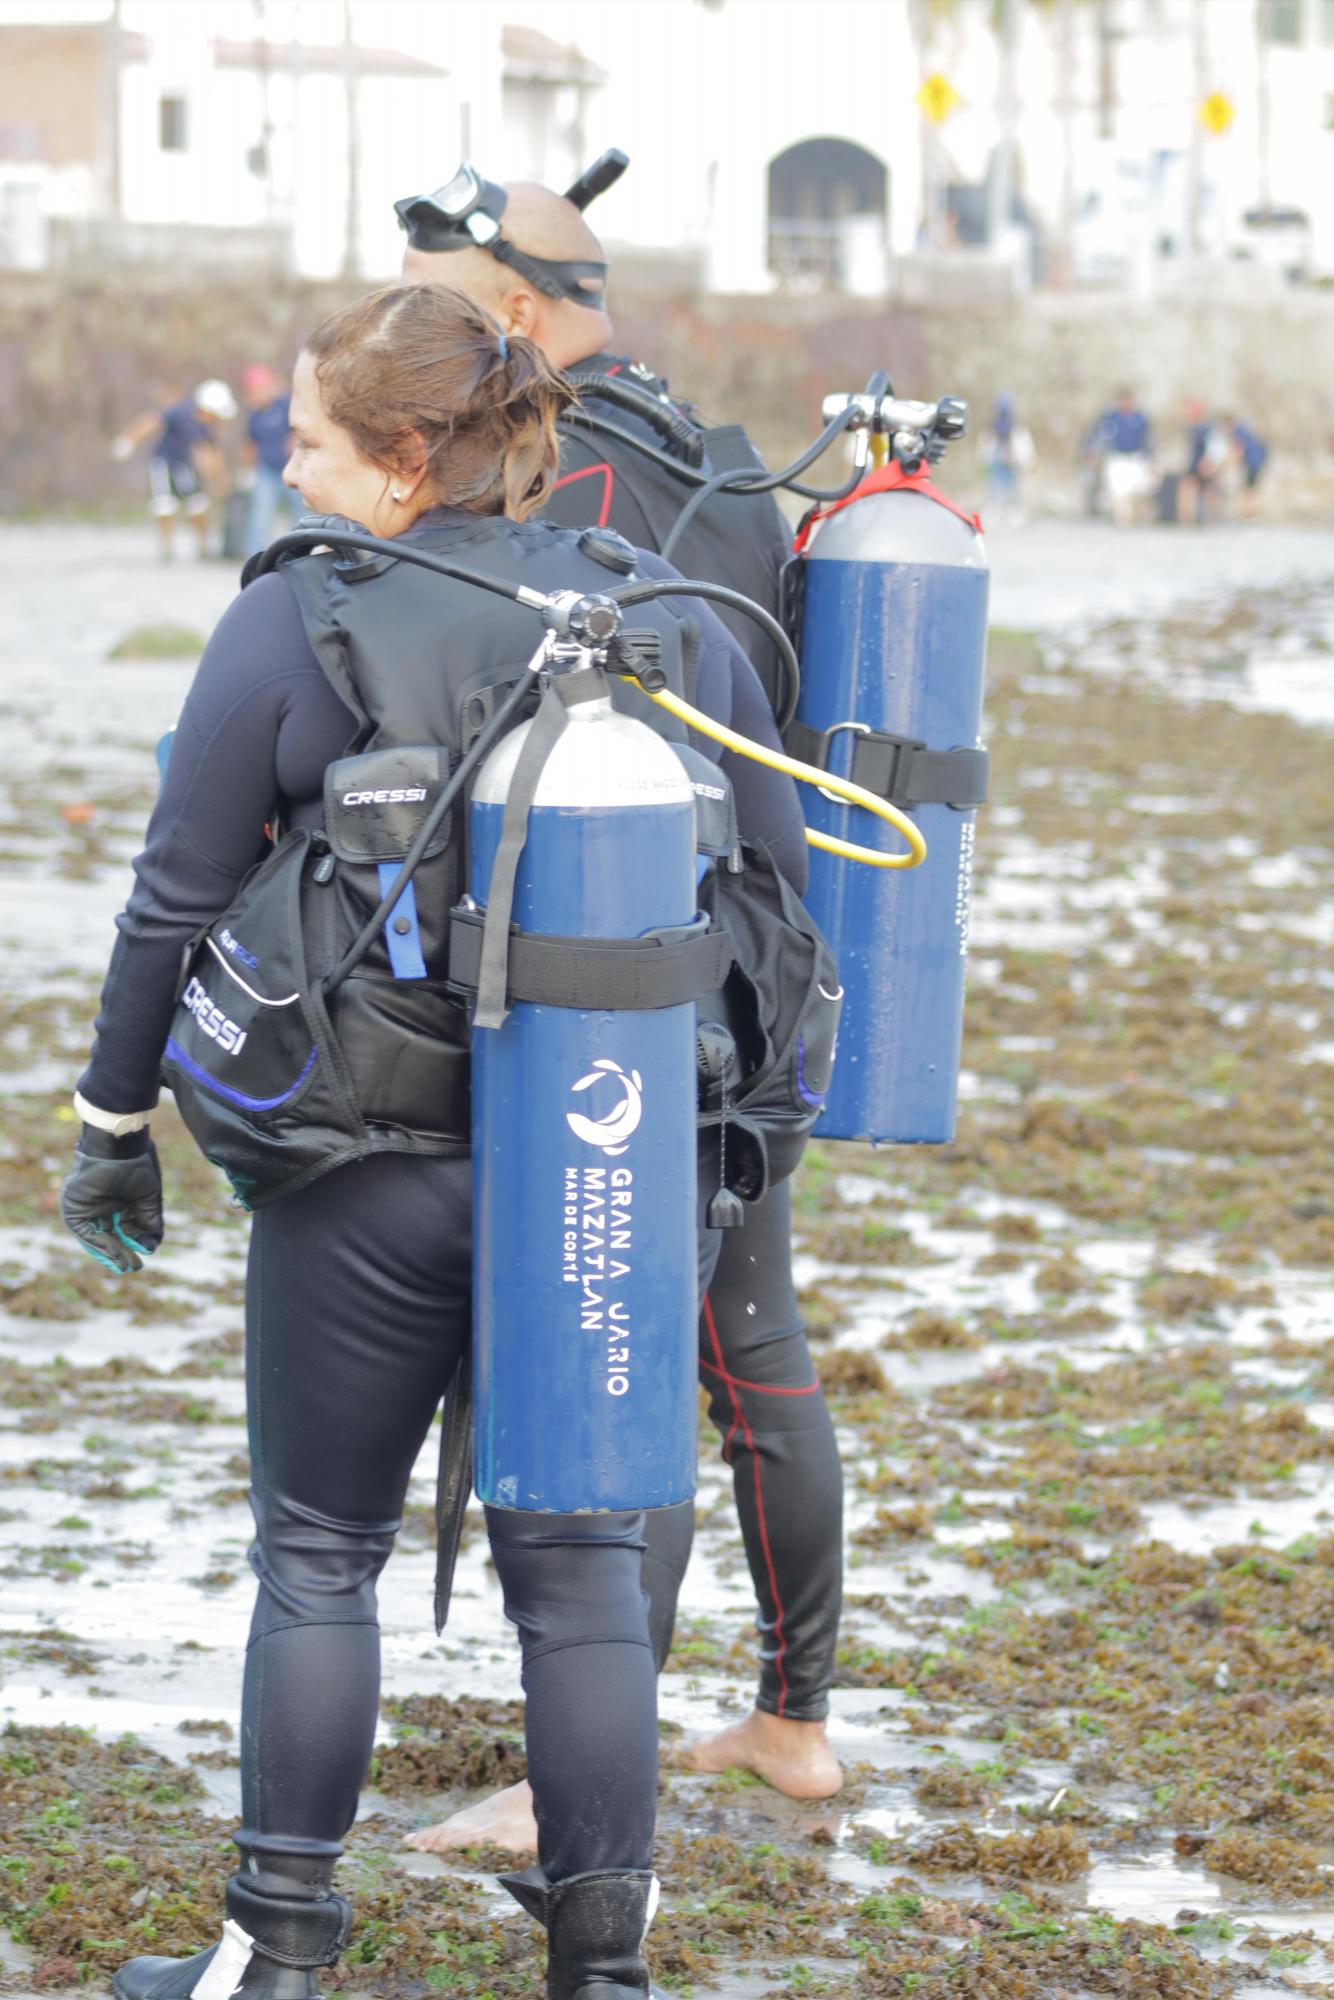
[
  {"left": 1089, "top": 1852, "right": 1334, "bottom": 1933},
  {"left": 1141, "top": 1488, "right": 1334, "bottom": 1553}
]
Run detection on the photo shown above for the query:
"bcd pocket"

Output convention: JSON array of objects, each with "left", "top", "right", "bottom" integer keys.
[
  {"left": 327, "top": 974, "right": 469, "bottom": 1138},
  {"left": 161, "top": 830, "right": 368, "bottom": 1206}
]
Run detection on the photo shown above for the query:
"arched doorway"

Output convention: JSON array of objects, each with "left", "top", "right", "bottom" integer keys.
[{"left": 767, "top": 137, "right": 889, "bottom": 292}]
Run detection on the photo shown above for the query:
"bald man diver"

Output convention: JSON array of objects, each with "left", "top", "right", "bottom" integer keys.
[{"left": 397, "top": 161, "right": 845, "bottom": 1858}]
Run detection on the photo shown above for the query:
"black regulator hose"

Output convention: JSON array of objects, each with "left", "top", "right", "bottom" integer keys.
[
  {"left": 659, "top": 407, "right": 864, "bottom": 563},
  {"left": 568, "top": 367, "right": 892, "bottom": 570},
  {"left": 557, "top": 406, "right": 722, "bottom": 486},
  {"left": 566, "top": 371, "right": 706, "bottom": 466},
  {"left": 252, "top": 528, "right": 536, "bottom": 606},
  {"left": 608, "top": 573, "right": 801, "bottom": 732}
]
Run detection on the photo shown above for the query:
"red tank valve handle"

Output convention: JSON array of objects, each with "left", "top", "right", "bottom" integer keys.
[{"left": 792, "top": 460, "right": 983, "bottom": 556}]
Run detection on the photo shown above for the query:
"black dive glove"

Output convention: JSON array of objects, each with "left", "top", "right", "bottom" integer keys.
[{"left": 61, "top": 1126, "right": 164, "bottom": 1274}]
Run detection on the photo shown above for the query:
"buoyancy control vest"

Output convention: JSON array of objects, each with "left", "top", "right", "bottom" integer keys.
[
  {"left": 282, "top": 506, "right": 696, "bottom": 757},
  {"left": 544, "top": 353, "right": 791, "bottom": 715},
  {"left": 159, "top": 510, "right": 704, "bottom": 1206}
]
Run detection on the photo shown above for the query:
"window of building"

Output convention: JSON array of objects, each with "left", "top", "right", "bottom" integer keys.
[
  {"left": 159, "top": 95, "right": 188, "bottom": 152},
  {"left": 1264, "top": 0, "right": 1302, "bottom": 41}
]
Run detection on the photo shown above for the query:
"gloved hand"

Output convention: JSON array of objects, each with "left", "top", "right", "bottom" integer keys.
[{"left": 61, "top": 1126, "right": 164, "bottom": 1274}]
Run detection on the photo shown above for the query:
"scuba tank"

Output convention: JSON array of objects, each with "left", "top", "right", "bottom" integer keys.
[
  {"left": 787, "top": 390, "right": 990, "bottom": 1144},
  {"left": 466, "top": 612, "right": 706, "bottom": 1515}
]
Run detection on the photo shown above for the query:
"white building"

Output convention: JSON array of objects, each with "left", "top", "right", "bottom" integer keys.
[
  {"left": 1, "top": 0, "right": 1331, "bottom": 289},
  {"left": 0, "top": 0, "right": 923, "bottom": 291}
]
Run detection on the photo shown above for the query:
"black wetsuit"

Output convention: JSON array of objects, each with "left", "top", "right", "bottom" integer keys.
[
  {"left": 546, "top": 359, "right": 844, "bottom": 1721},
  {"left": 78, "top": 517, "right": 805, "bottom": 1874}
]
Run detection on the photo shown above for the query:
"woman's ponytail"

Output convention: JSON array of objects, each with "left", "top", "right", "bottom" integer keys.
[{"left": 493, "top": 333, "right": 569, "bottom": 520}]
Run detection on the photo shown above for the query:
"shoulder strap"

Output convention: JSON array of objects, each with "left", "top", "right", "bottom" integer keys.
[{"left": 275, "top": 551, "right": 372, "bottom": 737}]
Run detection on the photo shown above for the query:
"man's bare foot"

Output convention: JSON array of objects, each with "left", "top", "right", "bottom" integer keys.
[
  {"left": 402, "top": 1779, "right": 538, "bottom": 1856},
  {"left": 682, "top": 1708, "right": 843, "bottom": 1799}
]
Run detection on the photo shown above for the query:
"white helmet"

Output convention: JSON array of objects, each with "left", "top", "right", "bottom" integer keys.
[{"left": 194, "top": 378, "right": 238, "bottom": 420}]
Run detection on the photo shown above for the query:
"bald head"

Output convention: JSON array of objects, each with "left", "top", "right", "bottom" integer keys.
[
  {"left": 504, "top": 181, "right": 605, "bottom": 266},
  {"left": 401, "top": 178, "right": 613, "bottom": 369}
]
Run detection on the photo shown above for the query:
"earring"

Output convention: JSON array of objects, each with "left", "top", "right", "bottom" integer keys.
[{"left": 391, "top": 487, "right": 404, "bottom": 502}]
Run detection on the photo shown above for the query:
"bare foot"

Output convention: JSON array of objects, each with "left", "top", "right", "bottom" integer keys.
[
  {"left": 402, "top": 1779, "right": 538, "bottom": 1856},
  {"left": 682, "top": 1709, "right": 843, "bottom": 1800}
]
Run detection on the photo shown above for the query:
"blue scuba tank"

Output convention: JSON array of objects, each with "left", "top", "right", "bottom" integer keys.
[
  {"left": 796, "top": 485, "right": 989, "bottom": 1143},
  {"left": 468, "top": 688, "right": 699, "bottom": 1513}
]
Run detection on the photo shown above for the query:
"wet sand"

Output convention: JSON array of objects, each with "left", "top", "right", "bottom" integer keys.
[{"left": 2, "top": 519, "right": 1332, "bottom": 1997}]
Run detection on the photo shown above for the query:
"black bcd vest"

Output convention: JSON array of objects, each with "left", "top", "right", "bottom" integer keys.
[
  {"left": 160, "top": 511, "right": 704, "bottom": 1207},
  {"left": 544, "top": 355, "right": 792, "bottom": 716}
]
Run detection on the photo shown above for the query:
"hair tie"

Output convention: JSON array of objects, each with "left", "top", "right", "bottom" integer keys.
[{"left": 497, "top": 333, "right": 508, "bottom": 361}]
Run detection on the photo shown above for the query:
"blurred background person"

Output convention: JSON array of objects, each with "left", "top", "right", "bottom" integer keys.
[
  {"left": 1222, "top": 412, "right": 1270, "bottom": 519},
  {"left": 1082, "top": 387, "right": 1153, "bottom": 525},
  {"left": 240, "top": 363, "right": 295, "bottom": 557},
  {"left": 981, "top": 393, "right": 1035, "bottom": 522},
  {"left": 110, "top": 378, "right": 236, "bottom": 561},
  {"left": 1177, "top": 398, "right": 1230, "bottom": 525}
]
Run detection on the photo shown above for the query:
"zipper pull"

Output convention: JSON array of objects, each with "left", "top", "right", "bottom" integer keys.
[{"left": 313, "top": 853, "right": 335, "bottom": 885}]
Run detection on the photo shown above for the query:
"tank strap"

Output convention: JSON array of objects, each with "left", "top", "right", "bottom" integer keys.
[
  {"left": 471, "top": 679, "right": 577, "bottom": 1031},
  {"left": 785, "top": 720, "right": 990, "bottom": 810},
  {"left": 791, "top": 461, "right": 983, "bottom": 555},
  {"left": 450, "top": 908, "right": 733, "bottom": 1011}
]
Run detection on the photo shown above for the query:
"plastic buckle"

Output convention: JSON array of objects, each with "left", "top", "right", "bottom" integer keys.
[
  {"left": 816, "top": 720, "right": 871, "bottom": 805},
  {"left": 852, "top": 727, "right": 927, "bottom": 805}
]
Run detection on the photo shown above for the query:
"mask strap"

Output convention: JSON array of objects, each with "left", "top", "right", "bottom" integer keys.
[{"left": 487, "top": 236, "right": 607, "bottom": 309}]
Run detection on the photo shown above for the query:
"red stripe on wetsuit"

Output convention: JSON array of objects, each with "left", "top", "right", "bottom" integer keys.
[{"left": 701, "top": 1295, "right": 820, "bottom": 1716}]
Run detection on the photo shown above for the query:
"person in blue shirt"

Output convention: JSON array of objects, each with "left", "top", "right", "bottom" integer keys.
[
  {"left": 240, "top": 363, "right": 295, "bottom": 556},
  {"left": 1084, "top": 388, "right": 1153, "bottom": 524},
  {"left": 111, "top": 379, "right": 236, "bottom": 561},
  {"left": 1094, "top": 392, "right": 1152, "bottom": 457}
]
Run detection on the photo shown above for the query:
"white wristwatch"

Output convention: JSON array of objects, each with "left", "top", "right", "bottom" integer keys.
[{"left": 73, "top": 1091, "right": 155, "bottom": 1137}]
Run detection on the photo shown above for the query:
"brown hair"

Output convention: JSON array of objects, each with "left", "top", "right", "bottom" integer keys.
[{"left": 304, "top": 283, "right": 573, "bottom": 520}]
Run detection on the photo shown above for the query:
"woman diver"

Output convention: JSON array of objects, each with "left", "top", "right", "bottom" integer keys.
[{"left": 59, "top": 283, "right": 806, "bottom": 2000}]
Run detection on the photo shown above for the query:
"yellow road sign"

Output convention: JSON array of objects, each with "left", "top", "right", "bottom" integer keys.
[
  {"left": 1199, "top": 91, "right": 1235, "bottom": 135},
  {"left": 917, "top": 73, "right": 962, "bottom": 125}
]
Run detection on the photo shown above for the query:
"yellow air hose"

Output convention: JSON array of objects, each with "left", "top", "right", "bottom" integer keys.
[{"left": 642, "top": 686, "right": 927, "bottom": 872}]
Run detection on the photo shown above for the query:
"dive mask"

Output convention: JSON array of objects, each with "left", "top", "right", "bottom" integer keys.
[{"left": 394, "top": 160, "right": 609, "bottom": 309}]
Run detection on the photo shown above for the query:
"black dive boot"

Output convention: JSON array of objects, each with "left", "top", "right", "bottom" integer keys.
[
  {"left": 502, "top": 1866, "right": 663, "bottom": 2000},
  {"left": 112, "top": 1841, "right": 351, "bottom": 2000}
]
